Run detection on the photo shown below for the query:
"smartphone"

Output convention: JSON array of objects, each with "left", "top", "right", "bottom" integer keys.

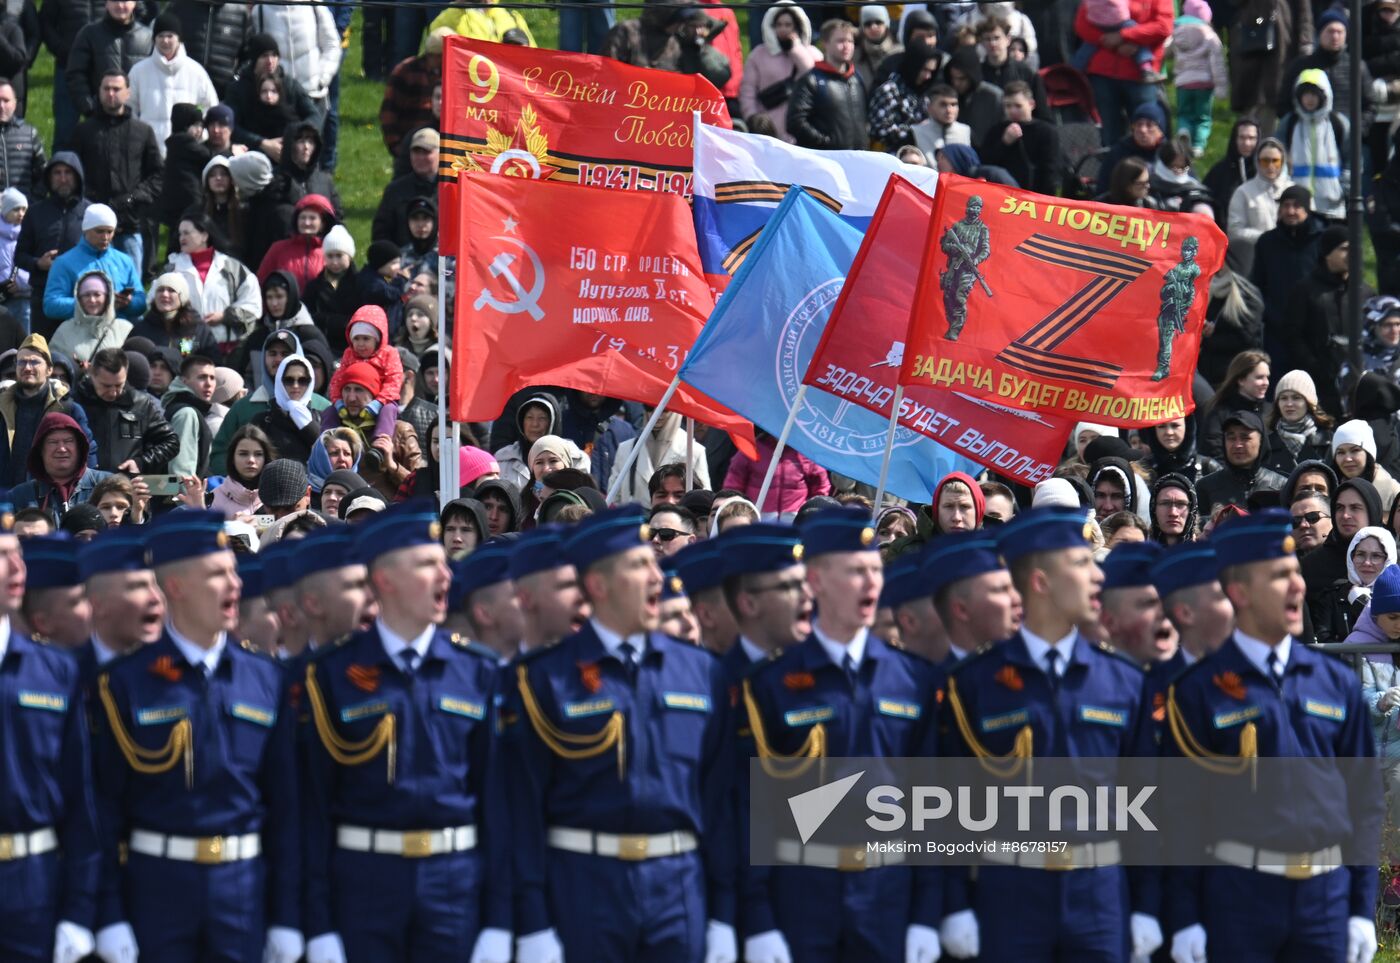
[
  {"left": 137, "top": 474, "right": 182, "bottom": 497},
  {"left": 250, "top": 514, "right": 276, "bottom": 530}
]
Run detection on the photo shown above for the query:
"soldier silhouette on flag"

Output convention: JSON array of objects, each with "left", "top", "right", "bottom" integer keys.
[{"left": 939, "top": 196, "right": 992, "bottom": 341}]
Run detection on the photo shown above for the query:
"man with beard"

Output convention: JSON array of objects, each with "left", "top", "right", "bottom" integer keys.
[
  {"left": 510, "top": 527, "right": 590, "bottom": 656},
  {"left": 928, "top": 530, "right": 1023, "bottom": 667}
]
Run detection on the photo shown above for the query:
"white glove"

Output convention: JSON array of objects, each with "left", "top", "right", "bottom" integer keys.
[
  {"left": 1348, "top": 916, "right": 1378, "bottom": 963},
  {"left": 704, "top": 921, "right": 737, "bottom": 963},
  {"left": 743, "top": 929, "right": 792, "bottom": 963},
  {"left": 469, "top": 928, "right": 513, "bottom": 963},
  {"left": 1381, "top": 687, "right": 1400, "bottom": 712},
  {"left": 306, "top": 932, "right": 347, "bottom": 963},
  {"left": 516, "top": 929, "right": 565, "bottom": 963},
  {"left": 262, "top": 927, "right": 304, "bottom": 963},
  {"left": 905, "top": 923, "right": 942, "bottom": 963},
  {"left": 95, "top": 923, "right": 138, "bottom": 963},
  {"left": 53, "top": 921, "right": 94, "bottom": 963},
  {"left": 286, "top": 399, "right": 314, "bottom": 429},
  {"left": 1170, "top": 924, "right": 1207, "bottom": 963},
  {"left": 1130, "top": 913, "right": 1163, "bottom": 958},
  {"left": 939, "top": 910, "right": 979, "bottom": 959}
]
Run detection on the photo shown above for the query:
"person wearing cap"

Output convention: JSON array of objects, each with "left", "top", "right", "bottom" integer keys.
[
  {"left": 42, "top": 201, "right": 145, "bottom": 325},
  {"left": 879, "top": 550, "right": 950, "bottom": 663},
  {"left": 658, "top": 567, "right": 701, "bottom": 644},
  {"left": 89, "top": 509, "right": 301, "bottom": 963},
  {"left": 19, "top": 535, "right": 91, "bottom": 648},
  {"left": 1160, "top": 508, "right": 1380, "bottom": 963},
  {"left": 510, "top": 526, "right": 590, "bottom": 654},
  {"left": 371, "top": 127, "right": 439, "bottom": 248},
  {"left": 300, "top": 501, "right": 509, "bottom": 963},
  {"left": 1196, "top": 410, "right": 1288, "bottom": 517},
  {"left": 1251, "top": 184, "right": 1324, "bottom": 366},
  {"left": 77, "top": 527, "right": 165, "bottom": 686},
  {"left": 1098, "top": 542, "right": 1179, "bottom": 668},
  {"left": 290, "top": 526, "right": 375, "bottom": 653},
  {"left": 0, "top": 331, "right": 100, "bottom": 486},
  {"left": 0, "top": 508, "right": 103, "bottom": 963},
  {"left": 448, "top": 542, "right": 525, "bottom": 664},
  {"left": 1147, "top": 541, "right": 1233, "bottom": 689},
  {"left": 257, "top": 539, "right": 310, "bottom": 660},
  {"left": 236, "top": 553, "right": 281, "bottom": 654},
  {"left": 1330, "top": 419, "right": 1400, "bottom": 520},
  {"left": 940, "top": 509, "right": 1156, "bottom": 962},
  {"left": 741, "top": 506, "right": 942, "bottom": 963},
  {"left": 926, "top": 530, "right": 1021, "bottom": 668},
  {"left": 717, "top": 522, "right": 810, "bottom": 680},
  {"left": 506, "top": 504, "right": 737, "bottom": 963},
  {"left": 671, "top": 537, "right": 738, "bottom": 653},
  {"left": 127, "top": 12, "right": 218, "bottom": 156}
]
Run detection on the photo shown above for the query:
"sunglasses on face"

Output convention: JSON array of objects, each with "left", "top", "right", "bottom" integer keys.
[
  {"left": 1291, "top": 510, "right": 1330, "bottom": 527},
  {"left": 283, "top": 376, "right": 311, "bottom": 387},
  {"left": 1258, "top": 157, "right": 1283, "bottom": 168},
  {"left": 651, "top": 527, "right": 689, "bottom": 542}
]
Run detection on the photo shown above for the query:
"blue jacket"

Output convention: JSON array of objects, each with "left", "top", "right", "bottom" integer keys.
[{"left": 42, "top": 238, "right": 145, "bottom": 323}]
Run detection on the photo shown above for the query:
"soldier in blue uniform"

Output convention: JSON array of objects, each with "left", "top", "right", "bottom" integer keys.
[
  {"left": 261, "top": 540, "right": 310, "bottom": 660},
  {"left": 659, "top": 566, "right": 701, "bottom": 644},
  {"left": 290, "top": 527, "right": 376, "bottom": 654},
  {"left": 1151, "top": 542, "right": 1234, "bottom": 675},
  {"left": 879, "top": 550, "right": 949, "bottom": 661},
  {"left": 741, "top": 506, "right": 944, "bottom": 963},
  {"left": 450, "top": 542, "right": 525, "bottom": 664},
  {"left": 235, "top": 553, "right": 282, "bottom": 655},
  {"left": 506, "top": 504, "right": 737, "bottom": 963},
  {"left": 301, "top": 501, "right": 511, "bottom": 963},
  {"left": 716, "top": 523, "right": 809, "bottom": 682},
  {"left": 509, "top": 527, "right": 589, "bottom": 656},
  {"left": 1099, "top": 542, "right": 1178, "bottom": 668},
  {"left": 1161, "top": 509, "right": 1381, "bottom": 963},
  {"left": 19, "top": 536, "right": 91, "bottom": 648},
  {"left": 939, "top": 509, "right": 1159, "bottom": 962},
  {"left": 90, "top": 509, "right": 302, "bottom": 963},
  {"left": 672, "top": 538, "right": 738, "bottom": 654},
  {"left": 75, "top": 527, "right": 164, "bottom": 685},
  {"left": 0, "top": 509, "right": 101, "bottom": 963},
  {"left": 925, "top": 530, "right": 1022, "bottom": 668}
]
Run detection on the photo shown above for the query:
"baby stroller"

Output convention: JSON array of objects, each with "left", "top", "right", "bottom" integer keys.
[{"left": 1040, "top": 64, "right": 1105, "bottom": 199}]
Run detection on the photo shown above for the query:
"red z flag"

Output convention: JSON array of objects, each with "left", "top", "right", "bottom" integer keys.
[
  {"left": 450, "top": 172, "right": 753, "bottom": 448},
  {"left": 900, "top": 174, "right": 1226, "bottom": 428},
  {"left": 804, "top": 176, "right": 1073, "bottom": 486}
]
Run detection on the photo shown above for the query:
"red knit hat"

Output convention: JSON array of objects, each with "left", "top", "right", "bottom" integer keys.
[{"left": 340, "top": 360, "right": 382, "bottom": 397}]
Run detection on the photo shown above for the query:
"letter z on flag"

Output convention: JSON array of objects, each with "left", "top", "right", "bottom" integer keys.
[
  {"left": 439, "top": 37, "right": 730, "bottom": 256},
  {"left": 679, "top": 187, "right": 976, "bottom": 503},
  {"left": 450, "top": 171, "right": 753, "bottom": 450},
  {"left": 900, "top": 173, "right": 1226, "bottom": 428},
  {"left": 805, "top": 175, "right": 1072, "bottom": 487}
]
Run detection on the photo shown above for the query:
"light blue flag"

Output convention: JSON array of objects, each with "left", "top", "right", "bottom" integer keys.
[{"left": 679, "top": 188, "right": 977, "bottom": 503}]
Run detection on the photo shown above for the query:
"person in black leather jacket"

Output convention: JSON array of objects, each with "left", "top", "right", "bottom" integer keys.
[
  {"left": 1196, "top": 410, "right": 1288, "bottom": 516},
  {"left": 788, "top": 19, "right": 868, "bottom": 151}
]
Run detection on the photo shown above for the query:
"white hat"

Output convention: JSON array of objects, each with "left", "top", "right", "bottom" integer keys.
[
  {"left": 0, "top": 187, "right": 26, "bottom": 217},
  {"left": 861, "top": 4, "right": 891, "bottom": 23},
  {"left": 152, "top": 272, "right": 190, "bottom": 305},
  {"left": 349, "top": 321, "right": 379, "bottom": 342},
  {"left": 1032, "top": 478, "right": 1080, "bottom": 509},
  {"left": 1075, "top": 422, "right": 1119, "bottom": 445},
  {"left": 322, "top": 224, "right": 355, "bottom": 258},
  {"left": 82, "top": 204, "right": 117, "bottom": 231},
  {"left": 1333, "top": 419, "right": 1378, "bottom": 459}
]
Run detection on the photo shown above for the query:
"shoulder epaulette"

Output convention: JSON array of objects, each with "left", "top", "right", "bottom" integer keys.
[
  {"left": 948, "top": 641, "right": 996, "bottom": 675},
  {"left": 307, "top": 639, "right": 346, "bottom": 664},
  {"left": 236, "top": 639, "right": 280, "bottom": 663},
  {"left": 1095, "top": 639, "right": 1146, "bottom": 671}
]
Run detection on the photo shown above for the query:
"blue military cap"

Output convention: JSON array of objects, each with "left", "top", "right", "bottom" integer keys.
[
  {"left": 661, "top": 565, "right": 687, "bottom": 601},
  {"left": 449, "top": 542, "right": 512, "bottom": 611},
  {"left": 258, "top": 539, "right": 298, "bottom": 593},
  {"left": 923, "top": 531, "right": 1004, "bottom": 597},
  {"left": 508, "top": 527, "right": 567, "bottom": 581},
  {"left": 720, "top": 522, "right": 803, "bottom": 579},
  {"left": 995, "top": 508, "right": 1095, "bottom": 565},
  {"left": 562, "top": 505, "right": 649, "bottom": 571},
  {"left": 353, "top": 499, "right": 442, "bottom": 567},
  {"left": 670, "top": 538, "right": 726, "bottom": 595},
  {"left": 237, "top": 553, "right": 265, "bottom": 599},
  {"left": 23, "top": 536, "right": 80, "bottom": 589},
  {"left": 145, "top": 509, "right": 232, "bottom": 567},
  {"left": 1101, "top": 542, "right": 1165, "bottom": 591},
  {"left": 77, "top": 526, "right": 147, "bottom": 581},
  {"left": 1150, "top": 542, "right": 1218, "bottom": 599},
  {"left": 1212, "top": 508, "right": 1296, "bottom": 571},
  {"left": 879, "top": 552, "right": 929, "bottom": 610},
  {"left": 799, "top": 506, "right": 877, "bottom": 558},
  {"left": 290, "top": 526, "right": 358, "bottom": 581}
]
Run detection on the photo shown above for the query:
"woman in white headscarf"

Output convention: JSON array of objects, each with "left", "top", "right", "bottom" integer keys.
[
  {"left": 249, "top": 353, "right": 321, "bottom": 464},
  {"left": 1315, "top": 525, "right": 1399, "bottom": 643}
]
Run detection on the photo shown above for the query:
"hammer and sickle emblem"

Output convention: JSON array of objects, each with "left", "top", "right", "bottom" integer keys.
[{"left": 473, "top": 235, "right": 546, "bottom": 321}]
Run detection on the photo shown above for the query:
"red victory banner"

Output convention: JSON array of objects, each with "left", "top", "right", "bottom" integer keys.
[
  {"left": 451, "top": 172, "right": 753, "bottom": 448},
  {"left": 803, "top": 176, "right": 1073, "bottom": 486},
  {"left": 899, "top": 173, "right": 1226, "bottom": 428},
  {"left": 439, "top": 37, "right": 730, "bottom": 255}
]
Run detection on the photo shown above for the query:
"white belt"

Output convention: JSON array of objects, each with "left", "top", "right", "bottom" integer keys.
[
  {"left": 983, "top": 839, "right": 1122, "bottom": 870},
  {"left": 1211, "top": 840, "right": 1342, "bottom": 879},
  {"left": 337, "top": 824, "right": 476, "bottom": 858},
  {"left": 547, "top": 826, "right": 697, "bottom": 861},
  {"left": 775, "top": 838, "right": 906, "bottom": 871},
  {"left": 0, "top": 827, "right": 57, "bottom": 860},
  {"left": 129, "top": 829, "right": 260, "bottom": 864}
]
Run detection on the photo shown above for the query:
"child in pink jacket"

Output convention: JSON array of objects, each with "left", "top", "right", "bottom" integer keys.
[{"left": 327, "top": 305, "right": 403, "bottom": 441}]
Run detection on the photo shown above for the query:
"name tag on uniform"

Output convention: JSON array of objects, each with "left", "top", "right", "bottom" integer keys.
[
  {"left": 662, "top": 692, "right": 711, "bottom": 713},
  {"left": 564, "top": 697, "right": 615, "bottom": 719},
  {"left": 229, "top": 702, "right": 276, "bottom": 727},
  {"left": 980, "top": 709, "right": 1029, "bottom": 733},
  {"left": 877, "top": 699, "right": 921, "bottom": 720},
  {"left": 439, "top": 696, "right": 485, "bottom": 719},
  {"left": 1212, "top": 706, "right": 1262, "bottom": 729},
  {"left": 784, "top": 705, "right": 834, "bottom": 727},
  {"left": 1079, "top": 705, "right": 1127, "bottom": 727},
  {"left": 1304, "top": 699, "right": 1346, "bottom": 722},
  {"left": 137, "top": 705, "right": 186, "bottom": 726},
  {"left": 17, "top": 690, "right": 66, "bottom": 712},
  {"left": 341, "top": 700, "right": 390, "bottom": 723}
]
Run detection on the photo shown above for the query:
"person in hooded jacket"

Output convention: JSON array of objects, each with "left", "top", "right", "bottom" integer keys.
[
  {"left": 599, "top": 0, "right": 732, "bottom": 90},
  {"left": 1352, "top": 371, "right": 1400, "bottom": 477},
  {"left": 1144, "top": 415, "right": 1219, "bottom": 482},
  {"left": 15, "top": 152, "right": 89, "bottom": 338},
  {"left": 1264, "top": 369, "right": 1333, "bottom": 473},
  {"left": 1200, "top": 348, "right": 1272, "bottom": 459},
  {"left": 1342, "top": 296, "right": 1400, "bottom": 386},
  {"left": 71, "top": 344, "right": 177, "bottom": 474},
  {"left": 1149, "top": 472, "right": 1199, "bottom": 543},
  {"left": 8, "top": 409, "right": 111, "bottom": 517},
  {"left": 472, "top": 477, "right": 523, "bottom": 536},
  {"left": 49, "top": 269, "right": 130, "bottom": 368},
  {"left": 1089, "top": 452, "right": 1146, "bottom": 520},
  {"left": 1303, "top": 475, "right": 1383, "bottom": 597},
  {"left": 886, "top": 469, "right": 987, "bottom": 557},
  {"left": 1311, "top": 525, "right": 1398, "bottom": 644},
  {"left": 867, "top": 35, "right": 942, "bottom": 150},
  {"left": 1281, "top": 457, "right": 1339, "bottom": 508},
  {"left": 255, "top": 193, "right": 334, "bottom": 292},
  {"left": 260, "top": 119, "right": 340, "bottom": 237},
  {"left": 1203, "top": 117, "right": 1260, "bottom": 226},
  {"left": 160, "top": 352, "right": 216, "bottom": 477},
  {"left": 439, "top": 496, "right": 489, "bottom": 559},
  {"left": 1195, "top": 409, "right": 1288, "bottom": 516},
  {"left": 494, "top": 392, "right": 563, "bottom": 492},
  {"left": 398, "top": 197, "right": 438, "bottom": 281},
  {"left": 943, "top": 45, "right": 1002, "bottom": 145},
  {"left": 228, "top": 269, "right": 323, "bottom": 382},
  {"left": 199, "top": 154, "right": 250, "bottom": 263},
  {"left": 1276, "top": 68, "right": 1350, "bottom": 221},
  {"left": 1226, "top": 136, "right": 1291, "bottom": 276},
  {"left": 739, "top": 1, "right": 821, "bottom": 142}
]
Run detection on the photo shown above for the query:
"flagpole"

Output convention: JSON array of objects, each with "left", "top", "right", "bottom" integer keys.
[
  {"left": 872, "top": 385, "right": 904, "bottom": 512},
  {"left": 685, "top": 417, "right": 695, "bottom": 490},
  {"left": 437, "top": 255, "right": 450, "bottom": 510},
  {"left": 756, "top": 385, "right": 805, "bottom": 518},
  {"left": 606, "top": 376, "right": 680, "bottom": 505}
]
